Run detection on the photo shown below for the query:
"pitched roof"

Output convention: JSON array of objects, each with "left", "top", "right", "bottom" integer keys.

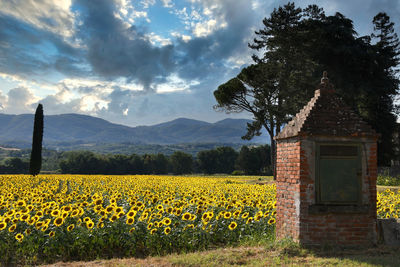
[{"left": 275, "top": 76, "right": 378, "bottom": 140}]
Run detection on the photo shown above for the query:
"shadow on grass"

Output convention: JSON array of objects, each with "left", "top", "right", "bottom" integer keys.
[{"left": 272, "top": 238, "right": 400, "bottom": 267}]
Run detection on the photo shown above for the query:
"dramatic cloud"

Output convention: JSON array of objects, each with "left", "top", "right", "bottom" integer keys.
[
  {"left": 74, "top": 0, "right": 176, "bottom": 90},
  {"left": 0, "top": 0, "right": 399, "bottom": 126}
]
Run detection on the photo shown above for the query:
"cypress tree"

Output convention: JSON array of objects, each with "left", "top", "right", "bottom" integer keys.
[{"left": 29, "top": 104, "right": 44, "bottom": 176}]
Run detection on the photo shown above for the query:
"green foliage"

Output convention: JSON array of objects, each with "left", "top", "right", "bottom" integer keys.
[
  {"left": 197, "top": 146, "right": 238, "bottom": 174},
  {"left": 377, "top": 174, "right": 400, "bottom": 186},
  {"left": 29, "top": 104, "right": 43, "bottom": 176},
  {"left": 170, "top": 151, "right": 193, "bottom": 174},
  {"left": 0, "top": 158, "right": 29, "bottom": 174},
  {"left": 236, "top": 145, "right": 272, "bottom": 175},
  {"left": 214, "top": 2, "right": 400, "bottom": 166}
]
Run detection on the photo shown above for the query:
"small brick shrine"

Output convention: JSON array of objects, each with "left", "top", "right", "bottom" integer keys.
[{"left": 274, "top": 72, "right": 378, "bottom": 246}]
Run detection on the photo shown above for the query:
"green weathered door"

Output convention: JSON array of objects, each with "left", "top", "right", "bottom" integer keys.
[{"left": 317, "top": 144, "right": 361, "bottom": 204}]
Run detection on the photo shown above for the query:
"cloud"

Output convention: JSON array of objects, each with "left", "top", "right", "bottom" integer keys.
[
  {"left": 0, "top": 13, "right": 85, "bottom": 82},
  {"left": 2, "top": 87, "right": 38, "bottom": 114},
  {"left": 0, "top": 0, "right": 75, "bottom": 39},
  {"left": 75, "top": 0, "right": 176, "bottom": 90},
  {"left": 173, "top": 0, "right": 260, "bottom": 81},
  {"left": 1, "top": 0, "right": 399, "bottom": 127}
]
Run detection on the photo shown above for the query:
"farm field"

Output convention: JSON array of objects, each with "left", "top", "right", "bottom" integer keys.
[
  {"left": 0, "top": 174, "right": 399, "bottom": 265},
  {"left": 0, "top": 175, "right": 275, "bottom": 265}
]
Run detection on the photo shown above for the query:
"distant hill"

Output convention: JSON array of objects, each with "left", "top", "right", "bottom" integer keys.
[{"left": 0, "top": 114, "right": 268, "bottom": 149}]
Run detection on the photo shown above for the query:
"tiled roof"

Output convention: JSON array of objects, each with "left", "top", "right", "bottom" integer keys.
[{"left": 275, "top": 77, "right": 377, "bottom": 140}]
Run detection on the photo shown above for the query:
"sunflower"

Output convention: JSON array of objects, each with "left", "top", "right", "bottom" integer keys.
[
  {"left": 140, "top": 213, "right": 149, "bottom": 220},
  {"left": 182, "top": 212, "right": 191, "bottom": 221},
  {"left": 163, "top": 217, "right": 172, "bottom": 226},
  {"left": 62, "top": 206, "right": 72, "bottom": 212},
  {"left": 49, "top": 231, "right": 55, "bottom": 238},
  {"left": 174, "top": 208, "right": 182, "bottom": 216},
  {"left": 20, "top": 214, "right": 29, "bottom": 221},
  {"left": 41, "top": 225, "right": 48, "bottom": 232},
  {"left": 54, "top": 217, "right": 64, "bottom": 227},
  {"left": 150, "top": 228, "right": 157, "bottom": 235},
  {"left": 6, "top": 210, "right": 15, "bottom": 217},
  {"left": 115, "top": 207, "right": 123, "bottom": 214},
  {"left": 51, "top": 210, "right": 60, "bottom": 217},
  {"left": 71, "top": 209, "right": 79, "bottom": 217},
  {"left": 164, "top": 227, "right": 171, "bottom": 235},
  {"left": 8, "top": 224, "right": 16, "bottom": 232},
  {"left": 83, "top": 217, "right": 91, "bottom": 223},
  {"left": 108, "top": 213, "right": 119, "bottom": 223},
  {"left": 24, "top": 228, "right": 31, "bottom": 235},
  {"left": 0, "top": 222, "right": 7, "bottom": 231},
  {"left": 268, "top": 218, "right": 276, "bottom": 225},
  {"left": 67, "top": 224, "right": 75, "bottom": 232},
  {"left": 132, "top": 206, "right": 139, "bottom": 211},
  {"left": 129, "top": 227, "right": 135, "bottom": 233},
  {"left": 223, "top": 212, "right": 232, "bottom": 219},
  {"left": 86, "top": 221, "right": 94, "bottom": 229},
  {"left": 35, "top": 221, "right": 43, "bottom": 229},
  {"left": 233, "top": 210, "right": 241, "bottom": 217},
  {"left": 127, "top": 211, "right": 136, "bottom": 218},
  {"left": 246, "top": 217, "right": 253, "bottom": 224},
  {"left": 147, "top": 222, "right": 153, "bottom": 230},
  {"left": 16, "top": 200, "right": 26, "bottom": 207},
  {"left": 126, "top": 217, "right": 134, "bottom": 225},
  {"left": 241, "top": 212, "right": 249, "bottom": 219},
  {"left": 15, "top": 233, "right": 24, "bottom": 242},
  {"left": 228, "top": 221, "right": 237, "bottom": 231}
]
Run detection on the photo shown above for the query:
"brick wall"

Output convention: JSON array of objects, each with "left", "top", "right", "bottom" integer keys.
[
  {"left": 276, "top": 137, "right": 377, "bottom": 246},
  {"left": 276, "top": 139, "right": 301, "bottom": 240}
]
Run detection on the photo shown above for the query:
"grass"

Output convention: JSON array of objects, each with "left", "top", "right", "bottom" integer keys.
[
  {"left": 377, "top": 185, "right": 400, "bottom": 193},
  {"left": 40, "top": 241, "right": 400, "bottom": 267}
]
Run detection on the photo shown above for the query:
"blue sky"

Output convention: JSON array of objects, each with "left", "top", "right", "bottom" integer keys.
[{"left": 0, "top": 0, "right": 399, "bottom": 127}]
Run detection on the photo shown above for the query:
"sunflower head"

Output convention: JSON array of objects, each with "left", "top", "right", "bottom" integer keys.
[
  {"left": 228, "top": 221, "right": 237, "bottom": 231},
  {"left": 54, "top": 217, "right": 64, "bottom": 227},
  {"left": 15, "top": 233, "right": 24, "bottom": 242},
  {"left": 164, "top": 227, "right": 171, "bottom": 235}
]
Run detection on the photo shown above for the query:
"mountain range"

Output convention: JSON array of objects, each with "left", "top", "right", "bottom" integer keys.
[{"left": 0, "top": 113, "right": 268, "bottom": 149}]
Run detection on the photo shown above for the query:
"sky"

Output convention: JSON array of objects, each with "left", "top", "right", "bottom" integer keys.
[{"left": 0, "top": 0, "right": 399, "bottom": 127}]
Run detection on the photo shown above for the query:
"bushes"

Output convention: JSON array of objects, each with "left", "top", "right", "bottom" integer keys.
[{"left": 377, "top": 174, "right": 400, "bottom": 186}]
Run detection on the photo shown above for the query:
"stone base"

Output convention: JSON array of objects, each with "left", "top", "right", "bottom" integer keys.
[{"left": 378, "top": 219, "right": 400, "bottom": 246}]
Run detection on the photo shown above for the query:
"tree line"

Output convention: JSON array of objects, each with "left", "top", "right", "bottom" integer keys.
[{"left": 0, "top": 145, "right": 272, "bottom": 175}]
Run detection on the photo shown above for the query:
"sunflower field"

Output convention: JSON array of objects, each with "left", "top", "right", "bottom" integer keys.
[
  {"left": 1, "top": 174, "right": 399, "bottom": 265},
  {"left": 0, "top": 175, "right": 276, "bottom": 265}
]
